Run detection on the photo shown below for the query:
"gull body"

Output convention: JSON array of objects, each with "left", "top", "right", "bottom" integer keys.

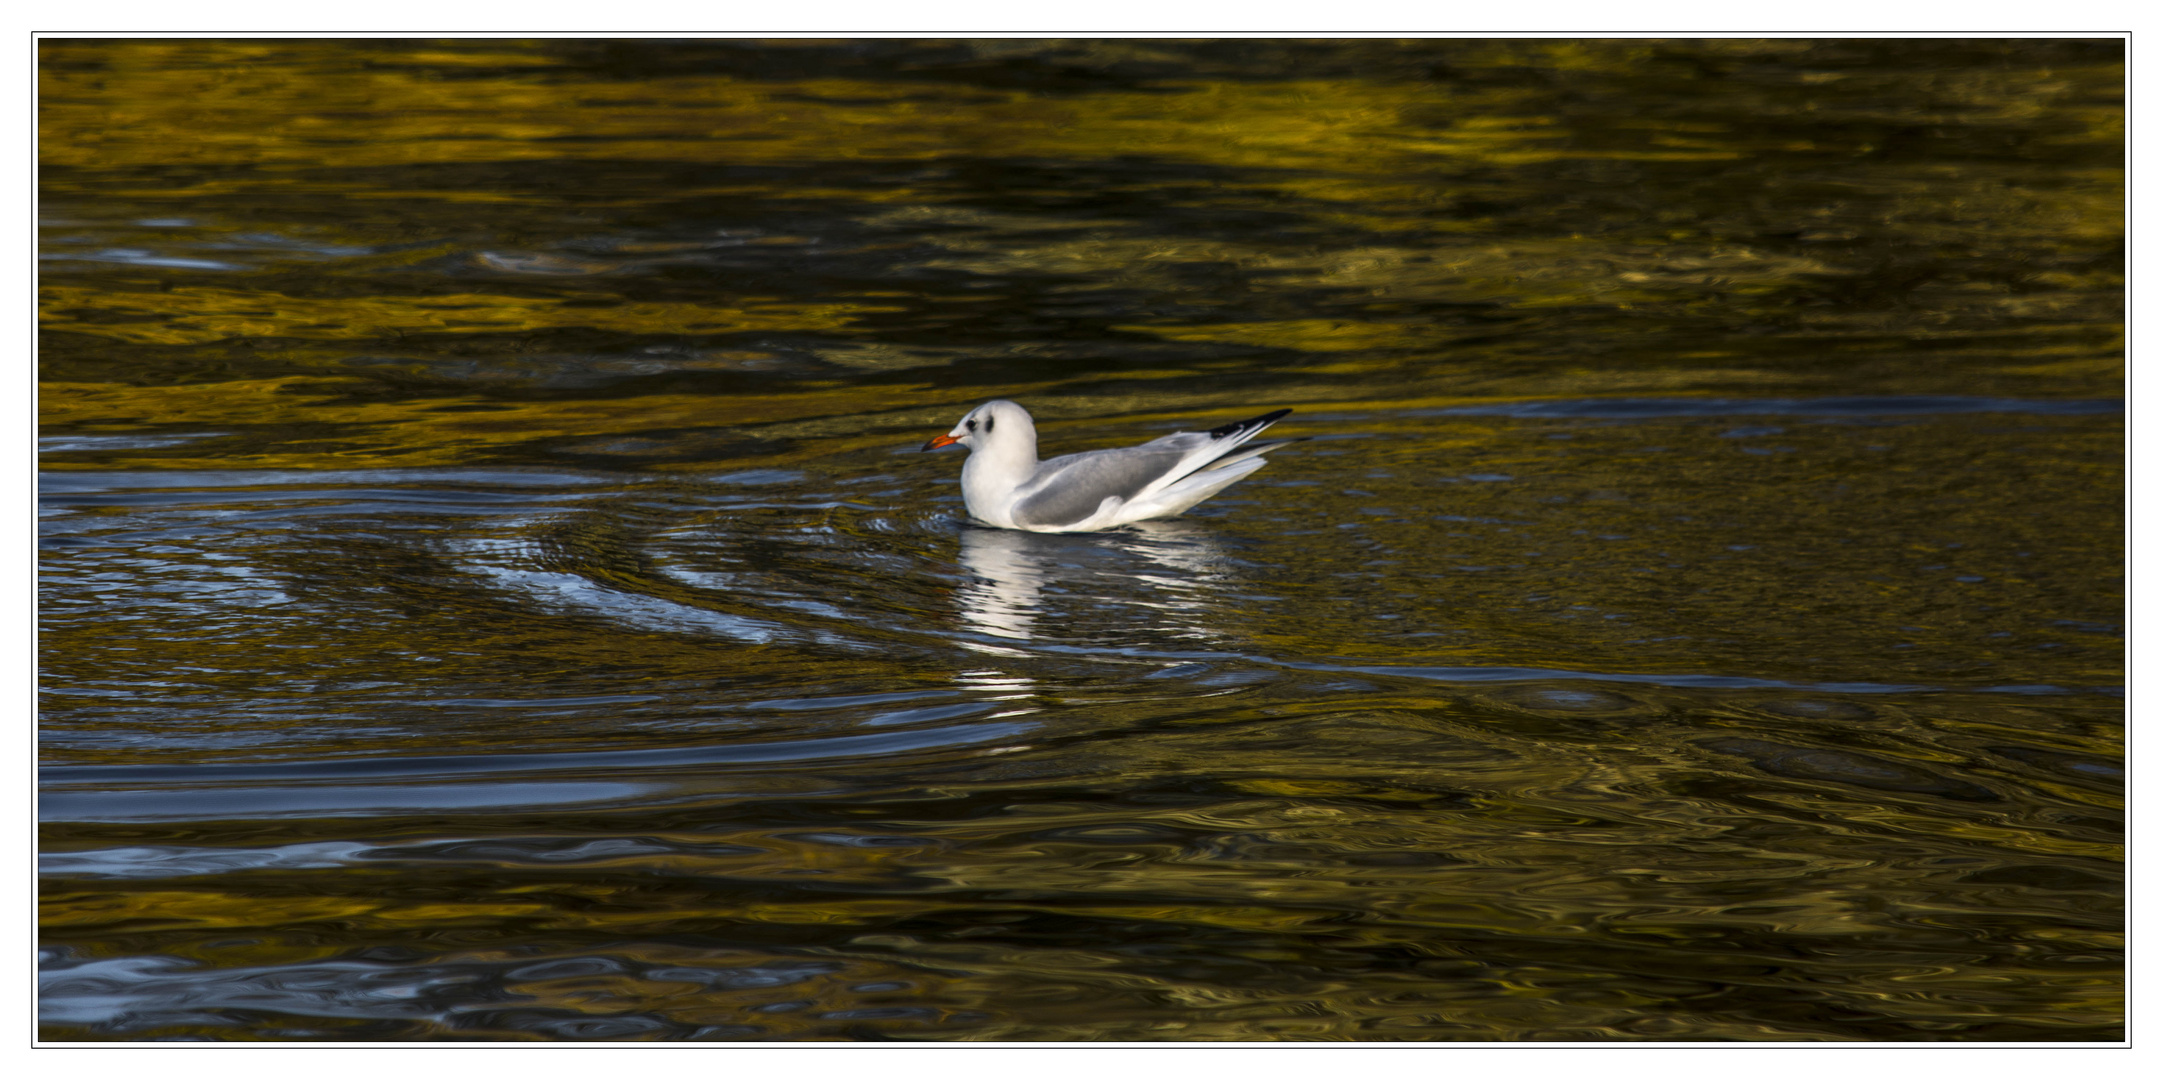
[{"left": 921, "top": 400, "right": 1301, "bottom": 532}]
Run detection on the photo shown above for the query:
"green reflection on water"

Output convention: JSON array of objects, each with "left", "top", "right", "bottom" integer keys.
[{"left": 42, "top": 38, "right": 2121, "bottom": 470}]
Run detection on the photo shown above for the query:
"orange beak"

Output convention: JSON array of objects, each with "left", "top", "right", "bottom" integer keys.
[{"left": 922, "top": 433, "right": 960, "bottom": 451}]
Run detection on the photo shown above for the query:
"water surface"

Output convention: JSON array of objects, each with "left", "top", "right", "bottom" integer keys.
[{"left": 39, "top": 38, "right": 2121, "bottom": 1042}]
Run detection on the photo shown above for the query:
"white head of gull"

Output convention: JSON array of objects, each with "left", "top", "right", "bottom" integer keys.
[{"left": 921, "top": 399, "right": 1302, "bottom": 532}]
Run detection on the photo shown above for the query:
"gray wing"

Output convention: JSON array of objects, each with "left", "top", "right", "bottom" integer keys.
[
  {"left": 1133, "top": 431, "right": 1213, "bottom": 452},
  {"left": 1010, "top": 447, "right": 1188, "bottom": 528}
]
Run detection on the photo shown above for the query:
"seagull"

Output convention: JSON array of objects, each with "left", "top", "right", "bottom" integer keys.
[{"left": 921, "top": 400, "right": 1304, "bottom": 532}]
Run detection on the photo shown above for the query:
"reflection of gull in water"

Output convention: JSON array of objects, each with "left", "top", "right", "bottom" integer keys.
[
  {"left": 956, "top": 528, "right": 1044, "bottom": 642},
  {"left": 954, "top": 521, "right": 1233, "bottom": 649}
]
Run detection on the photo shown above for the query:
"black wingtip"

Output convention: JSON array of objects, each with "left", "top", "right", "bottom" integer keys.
[{"left": 1207, "top": 408, "right": 1292, "bottom": 440}]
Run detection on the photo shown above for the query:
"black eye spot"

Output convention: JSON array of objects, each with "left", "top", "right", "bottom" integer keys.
[
  {"left": 985, "top": 417, "right": 995, "bottom": 433},
  {"left": 966, "top": 419, "right": 977, "bottom": 432}
]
